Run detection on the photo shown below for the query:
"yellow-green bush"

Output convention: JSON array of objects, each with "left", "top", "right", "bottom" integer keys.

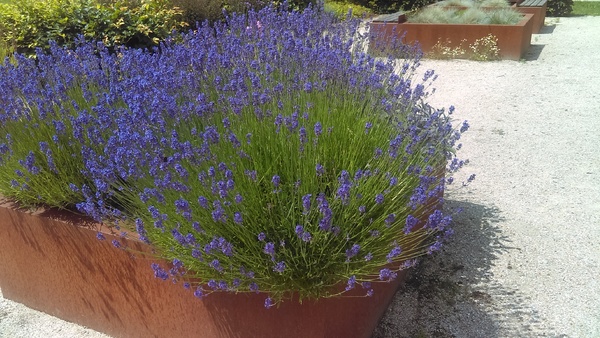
[
  {"left": 169, "top": 0, "right": 317, "bottom": 24},
  {"left": 0, "top": 0, "right": 187, "bottom": 55}
]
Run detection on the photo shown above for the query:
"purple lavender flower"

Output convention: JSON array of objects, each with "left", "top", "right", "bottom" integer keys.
[
  {"left": 207, "top": 280, "right": 218, "bottom": 290},
  {"left": 316, "top": 163, "right": 324, "bottom": 176},
  {"left": 385, "top": 213, "right": 396, "bottom": 227},
  {"left": 271, "top": 175, "right": 280, "bottom": 189},
  {"left": 171, "top": 228, "right": 187, "bottom": 246},
  {"left": 151, "top": 263, "right": 169, "bottom": 281},
  {"left": 211, "top": 200, "right": 226, "bottom": 223},
  {"left": 303, "top": 82, "right": 312, "bottom": 92},
  {"left": 336, "top": 183, "right": 351, "bottom": 205},
  {"left": 248, "top": 282, "right": 258, "bottom": 293},
  {"left": 295, "top": 225, "right": 312, "bottom": 242},
  {"left": 234, "top": 212, "right": 243, "bottom": 225},
  {"left": 175, "top": 198, "right": 190, "bottom": 213},
  {"left": 194, "top": 287, "right": 204, "bottom": 298},
  {"left": 405, "top": 215, "right": 418, "bottom": 234},
  {"left": 208, "top": 166, "right": 216, "bottom": 177},
  {"left": 273, "top": 261, "right": 286, "bottom": 273},
  {"left": 345, "top": 275, "right": 356, "bottom": 291},
  {"left": 257, "top": 232, "right": 266, "bottom": 241},
  {"left": 111, "top": 239, "right": 121, "bottom": 249},
  {"left": 264, "top": 297, "right": 274, "bottom": 309},
  {"left": 19, "top": 151, "right": 40, "bottom": 175},
  {"left": 375, "top": 194, "right": 384, "bottom": 205},
  {"left": 460, "top": 120, "right": 470, "bottom": 133},
  {"left": 378, "top": 268, "right": 397, "bottom": 282},
  {"left": 96, "top": 232, "right": 106, "bottom": 241},
  {"left": 464, "top": 174, "right": 476, "bottom": 185},
  {"left": 314, "top": 122, "right": 322, "bottom": 137},
  {"left": 245, "top": 170, "right": 257, "bottom": 181},
  {"left": 192, "top": 222, "right": 204, "bottom": 234},
  {"left": 302, "top": 194, "right": 312, "bottom": 214},
  {"left": 191, "top": 249, "right": 202, "bottom": 259},
  {"left": 428, "top": 241, "right": 443, "bottom": 254},
  {"left": 386, "top": 243, "right": 402, "bottom": 263},
  {"left": 264, "top": 242, "right": 275, "bottom": 257},
  {"left": 197, "top": 196, "right": 208, "bottom": 209},
  {"left": 345, "top": 244, "right": 360, "bottom": 262},
  {"left": 299, "top": 126, "right": 307, "bottom": 149}
]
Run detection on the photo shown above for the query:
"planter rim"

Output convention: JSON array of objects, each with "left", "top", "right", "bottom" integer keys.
[{"left": 402, "top": 13, "right": 533, "bottom": 27}]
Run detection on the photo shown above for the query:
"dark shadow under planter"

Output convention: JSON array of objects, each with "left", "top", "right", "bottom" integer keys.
[
  {"left": 370, "top": 14, "right": 534, "bottom": 60},
  {"left": 0, "top": 200, "right": 424, "bottom": 338}
]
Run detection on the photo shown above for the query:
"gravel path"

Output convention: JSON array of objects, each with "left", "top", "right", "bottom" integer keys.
[
  {"left": 1, "top": 16, "right": 599, "bottom": 338},
  {"left": 374, "top": 16, "right": 600, "bottom": 338}
]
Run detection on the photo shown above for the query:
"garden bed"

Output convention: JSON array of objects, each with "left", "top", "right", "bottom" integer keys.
[
  {"left": 0, "top": 200, "right": 416, "bottom": 338},
  {"left": 371, "top": 13, "right": 534, "bottom": 60}
]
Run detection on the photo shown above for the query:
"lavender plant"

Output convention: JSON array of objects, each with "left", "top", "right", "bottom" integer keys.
[
  {"left": 108, "top": 5, "right": 468, "bottom": 304},
  {"left": 0, "top": 4, "right": 469, "bottom": 306}
]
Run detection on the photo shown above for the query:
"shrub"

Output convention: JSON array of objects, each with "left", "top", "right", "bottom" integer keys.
[
  {"left": 344, "top": 0, "right": 437, "bottom": 14},
  {"left": 546, "top": 0, "right": 572, "bottom": 16},
  {"left": 169, "top": 0, "right": 265, "bottom": 23},
  {"left": 487, "top": 7, "right": 522, "bottom": 24},
  {"left": 479, "top": 0, "right": 511, "bottom": 8},
  {"left": 169, "top": 0, "right": 318, "bottom": 24},
  {"left": 433, "top": 0, "right": 477, "bottom": 7},
  {"left": 409, "top": 7, "right": 456, "bottom": 23},
  {"left": 324, "top": 1, "right": 374, "bottom": 19},
  {"left": 0, "top": 4, "right": 469, "bottom": 305},
  {"left": 408, "top": 3, "right": 523, "bottom": 24},
  {"left": 0, "top": 0, "right": 187, "bottom": 55},
  {"left": 460, "top": 8, "right": 490, "bottom": 23}
]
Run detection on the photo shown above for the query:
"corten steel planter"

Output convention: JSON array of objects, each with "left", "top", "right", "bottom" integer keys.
[
  {"left": 0, "top": 196, "right": 440, "bottom": 338},
  {"left": 513, "top": 0, "right": 547, "bottom": 34},
  {"left": 370, "top": 13, "right": 534, "bottom": 60}
]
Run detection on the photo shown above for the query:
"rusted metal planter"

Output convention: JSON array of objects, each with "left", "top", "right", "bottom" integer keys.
[
  {"left": 514, "top": 0, "right": 547, "bottom": 34},
  {"left": 0, "top": 200, "right": 421, "bottom": 338},
  {"left": 371, "top": 13, "right": 534, "bottom": 60}
]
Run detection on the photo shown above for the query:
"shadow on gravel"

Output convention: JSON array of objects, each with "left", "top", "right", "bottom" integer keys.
[
  {"left": 525, "top": 44, "right": 545, "bottom": 61},
  {"left": 539, "top": 24, "right": 556, "bottom": 34},
  {"left": 372, "top": 200, "right": 566, "bottom": 338}
]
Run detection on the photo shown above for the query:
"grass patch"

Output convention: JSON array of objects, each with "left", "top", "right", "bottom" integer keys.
[{"left": 572, "top": 1, "right": 600, "bottom": 15}]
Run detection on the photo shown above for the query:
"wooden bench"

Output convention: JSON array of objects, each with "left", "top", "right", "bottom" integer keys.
[
  {"left": 519, "top": 0, "right": 548, "bottom": 7},
  {"left": 372, "top": 11, "right": 407, "bottom": 24}
]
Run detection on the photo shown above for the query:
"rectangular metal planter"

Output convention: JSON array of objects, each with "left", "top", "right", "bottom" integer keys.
[
  {"left": 0, "top": 201, "right": 411, "bottom": 338},
  {"left": 514, "top": 1, "right": 547, "bottom": 34},
  {"left": 370, "top": 13, "right": 535, "bottom": 60}
]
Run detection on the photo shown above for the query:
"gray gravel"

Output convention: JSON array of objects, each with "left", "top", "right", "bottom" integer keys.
[
  {"left": 1, "top": 16, "right": 599, "bottom": 338},
  {"left": 374, "top": 16, "right": 600, "bottom": 338}
]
